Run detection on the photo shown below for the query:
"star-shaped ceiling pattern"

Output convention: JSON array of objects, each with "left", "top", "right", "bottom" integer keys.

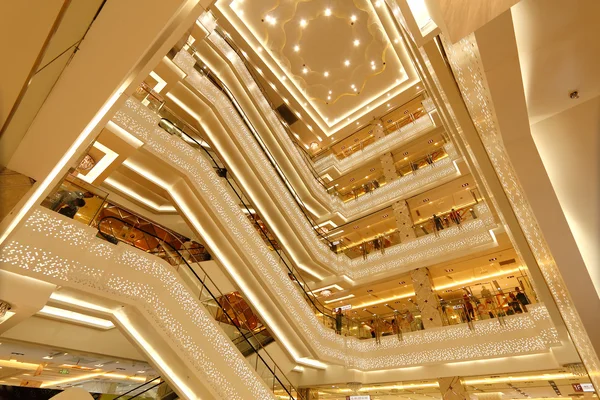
[{"left": 221, "top": 0, "right": 414, "bottom": 134}]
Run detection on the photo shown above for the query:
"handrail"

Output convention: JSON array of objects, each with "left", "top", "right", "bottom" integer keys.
[
  {"left": 96, "top": 216, "right": 303, "bottom": 400},
  {"left": 190, "top": 56, "right": 334, "bottom": 248},
  {"left": 135, "top": 83, "right": 342, "bottom": 337}
]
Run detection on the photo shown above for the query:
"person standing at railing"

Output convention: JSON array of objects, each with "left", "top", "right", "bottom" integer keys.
[
  {"left": 462, "top": 293, "right": 475, "bottom": 321},
  {"left": 335, "top": 309, "right": 343, "bottom": 335},
  {"left": 433, "top": 214, "right": 444, "bottom": 231},
  {"left": 508, "top": 293, "right": 524, "bottom": 314},
  {"left": 450, "top": 208, "right": 462, "bottom": 225},
  {"left": 515, "top": 287, "right": 530, "bottom": 312}
]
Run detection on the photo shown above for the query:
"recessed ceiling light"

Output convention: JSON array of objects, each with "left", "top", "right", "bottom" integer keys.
[
  {"left": 350, "top": 84, "right": 355, "bottom": 88},
  {"left": 353, "top": 87, "right": 357, "bottom": 92},
  {"left": 294, "top": 45, "right": 300, "bottom": 52},
  {"left": 387, "top": 93, "right": 391, "bottom": 97},
  {"left": 265, "top": 15, "right": 276, "bottom": 25},
  {"left": 324, "top": 71, "right": 329, "bottom": 77},
  {"left": 356, "top": 122, "right": 360, "bottom": 125},
  {"left": 375, "top": 0, "right": 382, "bottom": 7},
  {"left": 351, "top": 15, "right": 357, "bottom": 22},
  {"left": 394, "top": 38, "right": 399, "bottom": 44},
  {"left": 387, "top": 103, "right": 390, "bottom": 107},
  {"left": 416, "top": 85, "right": 421, "bottom": 89},
  {"left": 302, "top": 67, "right": 308, "bottom": 74},
  {"left": 371, "top": 65, "right": 376, "bottom": 70},
  {"left": 344, "top": 60, "right": 350, "bottom": 66},
  {"left": 328, "top": 90, "right": 332, "bottom": 94},
  {"left": 371, "top": 60, "right": 375, "bottom": 65},
  {"left": 347, "top": 118, "right": 350, "bottom": 121},
  {"left": 324, "top": 8, "right": 332, "bottom": 16},
  {"left": 257, "top": 47, "right": 262, "bottom": 53},
  {"left": 295, "top": 112, "right": 301, "bottom": 117},
  {"left": 353, "top": 39, "right": 360, "bottom": 47},
  {"left": 300, "top": 19, "right": 307, "bottom": 27},
  {"left": 327, "top": 96, "right": 331, "bottom": 100},
  {"left": 281, "top": 75, "right": 286, "bottom": 81},
  {"left": 270, "top": 83, "right": 276, "bottom": 90}
]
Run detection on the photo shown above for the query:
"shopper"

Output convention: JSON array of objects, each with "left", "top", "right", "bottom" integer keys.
[
  {"left": 450, "top": 208, "right": 462, "bottom": 225},
  {"left": 462, "top": 293, "right": 475, "bottom": 321},
  {"left": 515, "top": 287, "right": 530, "bottom": 312},
  {"left": 57, "top": 198, "right": 86, "bottom": 219},
  {"left": 335, "top": 309, "right": 343, "bottom": 335},
  {"left": 433, "top": 214, "right": 444, "bottom": 231},
  {"left": 508, "top": 293, "right": 523, "bottom": 313},
  {"left": 369, "top": 320, "right": 376, "bottom": 338}
]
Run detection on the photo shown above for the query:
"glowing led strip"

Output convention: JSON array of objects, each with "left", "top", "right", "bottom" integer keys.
[{"left": 38, "top": 305, "right": 115, "bottom": 329}]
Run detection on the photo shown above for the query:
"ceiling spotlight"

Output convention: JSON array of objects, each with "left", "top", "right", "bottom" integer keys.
[
  {"left": 265, "top": 15, "right": 276, "bottom": 25},
  {"left": 351, "top": 15, "right": 357, "bottom": 22},
  {"left": 416, "top": 85, "right": 421, "bottom": 89},
  {"left": 387, "top": 93, "right": 391, "bottom": 97},
  {"left": 356, "top": 122, "right": 360, "bottom": 125},
  {"left": 294, "top": 45, "right": 300, "bottom": 52},
  {"left": 375, "top": 0, "right": 382, "bottom": 7},
  {"left": 350, "top": 84, "right": 355, "bottom": 88},
  {"left": 324, "top": 8, "right": 332, "bottom": 16},
  {"left": 257, "top": 47, "right": 262, "bottom": 53},
  {"left": 371, "top": 60, "right": 375, "bottom": 65},
  {"left": 371, "top": 65, "right": 376, "bottom": 70},
  {"left": 353, "top": 39, "right": 360, "bottom": 47},
  {"left": 394, "top": 38, "right": 399, "bottom": 44},
  {"left": 300, "top": 19, "right": 307, "bottom": 27},
  {"left": 302, "top": 67, "right": 308, "bottom": 74},
  {"left": 324, "top": 71, "right": 329, "bottom": 77},
  {"left": 387, "top": 103, "right": 391, "bottom": 107},
  {"left": 327, "top": 96, "right": 331, "bottom": 100},
  {"left": 353, "top": 87, "right": 357, "bottom": 92},
  {"left": 344, "top": 60, "right": 350, "bottom": 66},
  {"left": 328, "top": 90, "right": 332, "bottom": 94}
]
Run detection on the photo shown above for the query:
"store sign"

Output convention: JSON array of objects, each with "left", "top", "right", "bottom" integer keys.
[
  {"left": 346, "top": 396, "right": 371, "bottom": 400},
  {"left": 572, "top": 383, "right": 594, "bottom": 392},
  {"left": 58, "top": 369, "right": 70, "bottom": 375},
  {"left": 334, "top": 304, "right": 352, "bottom": 312}
]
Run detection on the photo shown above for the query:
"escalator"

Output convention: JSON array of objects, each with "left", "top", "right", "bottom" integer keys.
[{"left": 96, "top": 216, "right": 302, "bottom": 399}]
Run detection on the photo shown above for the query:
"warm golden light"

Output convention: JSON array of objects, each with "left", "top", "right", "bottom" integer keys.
[
  {"left": 324, "top": 8, "right": 332, "bottom": 16},
  {"left": 353, "top": 39, "right": 360, "bottom": 46}
]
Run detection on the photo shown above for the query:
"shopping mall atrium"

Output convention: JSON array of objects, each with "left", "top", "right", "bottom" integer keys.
[{"left": 0, "top": 0, "right": 598, "bottom": 399}]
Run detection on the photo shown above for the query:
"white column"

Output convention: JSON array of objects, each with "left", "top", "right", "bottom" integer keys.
[
  {"left": 410, "top": 267, "right": 443, "bottom": 328},
  {"left": 438, "top": 377, "right": 468, "bottom": 400},
  {"left": 392, "top": 200, "right": 417, "bottom": 242}
]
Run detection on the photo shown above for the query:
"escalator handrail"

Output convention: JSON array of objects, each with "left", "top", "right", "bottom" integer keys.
[{"left": 96, "top": 216, "right": 303, "bottom": 400}]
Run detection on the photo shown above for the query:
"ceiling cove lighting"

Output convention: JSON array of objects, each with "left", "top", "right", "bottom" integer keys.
[
  {"left": 324, "top": 294, "right": 355, "bottom": 304},
  {"left": 38, "top": 306, "right": 115, "bottom": 329}
]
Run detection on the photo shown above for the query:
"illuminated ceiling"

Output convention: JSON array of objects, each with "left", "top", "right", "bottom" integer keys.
[{"left": 215, "top": 0, "right": 420, "bottom": 137}]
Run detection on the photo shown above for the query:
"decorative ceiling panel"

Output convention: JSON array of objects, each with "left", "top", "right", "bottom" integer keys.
[{"left": 216, "top": 0, "right": 420, "bottom": 136}]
